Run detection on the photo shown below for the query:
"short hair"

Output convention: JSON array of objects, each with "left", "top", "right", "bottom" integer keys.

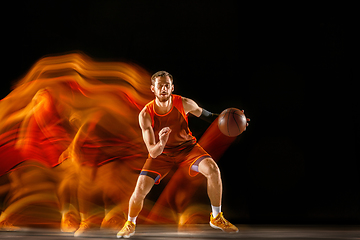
[{"left": 151, "top": 71, "right": 173, "bottom": 85}]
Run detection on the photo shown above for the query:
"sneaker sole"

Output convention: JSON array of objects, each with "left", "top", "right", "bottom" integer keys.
[
  {"left": 210, "top": 221, "right": 223, "bottom": 231},
  {"left": 209, "top": 222, "right": 239, "bottom": 233},
  {"left": 117, "top": 231, "right": 135, "bottom": 238}
]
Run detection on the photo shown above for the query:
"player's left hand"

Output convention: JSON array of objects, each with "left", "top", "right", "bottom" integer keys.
[{"left": 242, "top": 110, "right": 250, "bottom": 130}]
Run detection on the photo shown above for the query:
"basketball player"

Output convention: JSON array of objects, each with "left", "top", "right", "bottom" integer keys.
[{"left": 117, "top": 71, "right": 248, "bottom": 238}]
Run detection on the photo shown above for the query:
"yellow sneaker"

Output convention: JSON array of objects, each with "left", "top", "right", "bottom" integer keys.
[
  {"left": 0, "top": 219, "right": 20, "bottom": 231},
  {"left": 74, "top": 221, "right": 90, "bottom": 237},
  {"left": 61, "top": 212, "right": 80, "bottom": 233},
  {"left": 209, "top": 212, "right": 239, "bottom": 233},
  {"left": 117, "top": 221, "right": 136, "bottom": 238}
]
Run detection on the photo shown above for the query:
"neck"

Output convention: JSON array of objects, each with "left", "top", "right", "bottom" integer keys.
[{"left": 154, "top": 95, "right": 172, "bottom": 114}]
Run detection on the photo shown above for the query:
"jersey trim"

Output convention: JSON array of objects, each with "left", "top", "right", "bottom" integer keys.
[
  {"left": 145, "top": 94, "right": 188, "bottom": 127},
  {"left": 140, "top": 170, "right": 161, "bottom": 184}
]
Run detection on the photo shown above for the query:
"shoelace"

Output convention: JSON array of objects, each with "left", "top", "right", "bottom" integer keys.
[
  {"left": 64, "top": 219, "right": 74, "bottom": 226},
  {"left": 121, "top": 222, "right": 134, "bottom": 232},
  {"left": 216, "top": 216, "right": 230, "bottom": 226},
  {"left": 79, "top": 222, "right": 90, "bottom": 229},
  {"left": 63, "top": 215, "right": 77, "bottom": 224},
  {"left": 127, "top": 223, "right": 134, "bottom": 230}
]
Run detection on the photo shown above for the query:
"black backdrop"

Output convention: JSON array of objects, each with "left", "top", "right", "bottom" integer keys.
[{"left": 1, "top": 1, "right": 358, "bottom": 224}]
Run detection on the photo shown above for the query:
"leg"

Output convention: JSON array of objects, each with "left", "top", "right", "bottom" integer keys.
[
  {"left": 100, "top": 161, "right": 137, "bottom": 230},
  {"left": 55, "top": 161, "right": 80, "bottom": 233},
  {"left": 128, "top": 175, "right": 155, "bottom": 219},
  {"left": 198, "top": 158, "right": 222, "bottom": 207},
  {"left": 117, "top": 175, "right": 154, "bottom": 238},
  {"left": 77, "top": 165, "right": 104, "bottom": 226},
  {"left": 74, "top": 166, "right": 105, "bottom": 237},
  {"left": 198, "top": 158, "right": 238, "bottom": 233}
]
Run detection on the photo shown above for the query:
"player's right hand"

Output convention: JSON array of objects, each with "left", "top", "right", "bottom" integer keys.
[{"left": 159, "top": 127, "right": 171, "bottom": 145}]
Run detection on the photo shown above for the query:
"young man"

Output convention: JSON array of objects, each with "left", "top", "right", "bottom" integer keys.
[{"left": 117, "top": 71, "right": 245, "bottom": 238}]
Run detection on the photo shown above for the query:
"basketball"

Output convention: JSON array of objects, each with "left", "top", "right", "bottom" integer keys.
[{"left": 218, "top": 108, "right": 247, "bottom": 137}]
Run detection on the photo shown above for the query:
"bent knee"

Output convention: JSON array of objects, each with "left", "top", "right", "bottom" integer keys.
[
  {"left": 132, "top": 175, "right": 154, "bottom": 200},
  {"left": 131, "top": 187, "right": 148, "bottom": 201},
  {"left": 199, "top": 158, "right": 221, "bottom": 178},
  {"left": 131, "top": 191, "right": 146, "bottom": 201}
]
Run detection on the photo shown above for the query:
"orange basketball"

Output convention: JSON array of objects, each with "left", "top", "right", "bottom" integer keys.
[{"left": 218, "top": 108, "right": 247, "bottom": 137}]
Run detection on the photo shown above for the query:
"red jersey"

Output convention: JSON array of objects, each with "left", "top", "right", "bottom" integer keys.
[{"left": 145, "top": 95, "right": 196, "bottom": 153}]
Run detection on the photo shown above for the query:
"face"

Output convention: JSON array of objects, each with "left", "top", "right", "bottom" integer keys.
[{"left": 151, "top": 76, "right": 174, "bottom": 102}]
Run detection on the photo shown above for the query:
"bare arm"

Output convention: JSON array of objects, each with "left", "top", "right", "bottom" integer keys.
[
  {"left": 182, "top": 96, "right": 250, "bottom": 127},
  {"left": 182, "top": 97, "right": 202, "bottom": 117},
  {"left": 139, "top": 107, "right": 171, "bottom": 158},
  {"left": 182, "top": 97, "right": 218, "bottom": 123}
]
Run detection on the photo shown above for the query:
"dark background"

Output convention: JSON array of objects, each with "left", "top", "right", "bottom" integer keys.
[{"left": 1, "top": 1, "right": 358, "bottom": 224}]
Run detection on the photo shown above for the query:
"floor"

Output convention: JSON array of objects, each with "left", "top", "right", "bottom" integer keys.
[{"left": 1, "top": 224, "right": 360, "bottom": 240}]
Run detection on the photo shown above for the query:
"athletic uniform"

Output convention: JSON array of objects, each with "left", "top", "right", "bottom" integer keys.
[
  {"left": 117, "top": 94, "right": 239, "bottom": 238},
  {"left": 140, "top": 94, "right": 211, "bottom": 184}
]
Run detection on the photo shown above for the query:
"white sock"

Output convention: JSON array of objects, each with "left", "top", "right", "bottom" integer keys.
[
  {"left": 211, "top": 205, "right": 221, "bottom": 218},
  {"left": 128, "top": 216, "right": 137, "bottom": 224}
]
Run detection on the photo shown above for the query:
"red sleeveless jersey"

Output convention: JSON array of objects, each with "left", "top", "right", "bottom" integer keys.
[{"left": 145, "top": 95, "right": 196, "bottom": 153}]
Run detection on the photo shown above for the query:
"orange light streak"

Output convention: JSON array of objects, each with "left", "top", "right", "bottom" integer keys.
[{"left": 0, "top": 52, "right": 235, "bottom": 230}]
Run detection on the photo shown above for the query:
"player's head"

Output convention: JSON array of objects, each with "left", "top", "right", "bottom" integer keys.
[{"left": 151, "top": 71, "right": 174, "bottom": 102}]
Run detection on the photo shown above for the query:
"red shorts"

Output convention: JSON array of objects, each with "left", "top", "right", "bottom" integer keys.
[{"left": 140, "top": 143, "right": 211, "bottom": 184}]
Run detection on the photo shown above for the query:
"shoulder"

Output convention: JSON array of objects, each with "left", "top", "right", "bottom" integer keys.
[
  {"left": 181, "top": 96, "right": 198, "bottom": 109},
  {"left": 171, "top": 94, "right": 194, "bottom": 107},
  {"left": 144, "top": 99, "right": 155, "bottom": 108},
  {"left": 181, "top": 96, "right": 196, "bottom": 106},
  {"left": 142, "top": 100, "right": 155, "bottom": 116},
  {"left": 139, "top": 106, "right": 149, "bottom": 118},
  {"left": 181, "top": 96, "right": 202, "bottom": 116},
  {"left": 139, "top": 106, "right": 152, "bottom": 128}
]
